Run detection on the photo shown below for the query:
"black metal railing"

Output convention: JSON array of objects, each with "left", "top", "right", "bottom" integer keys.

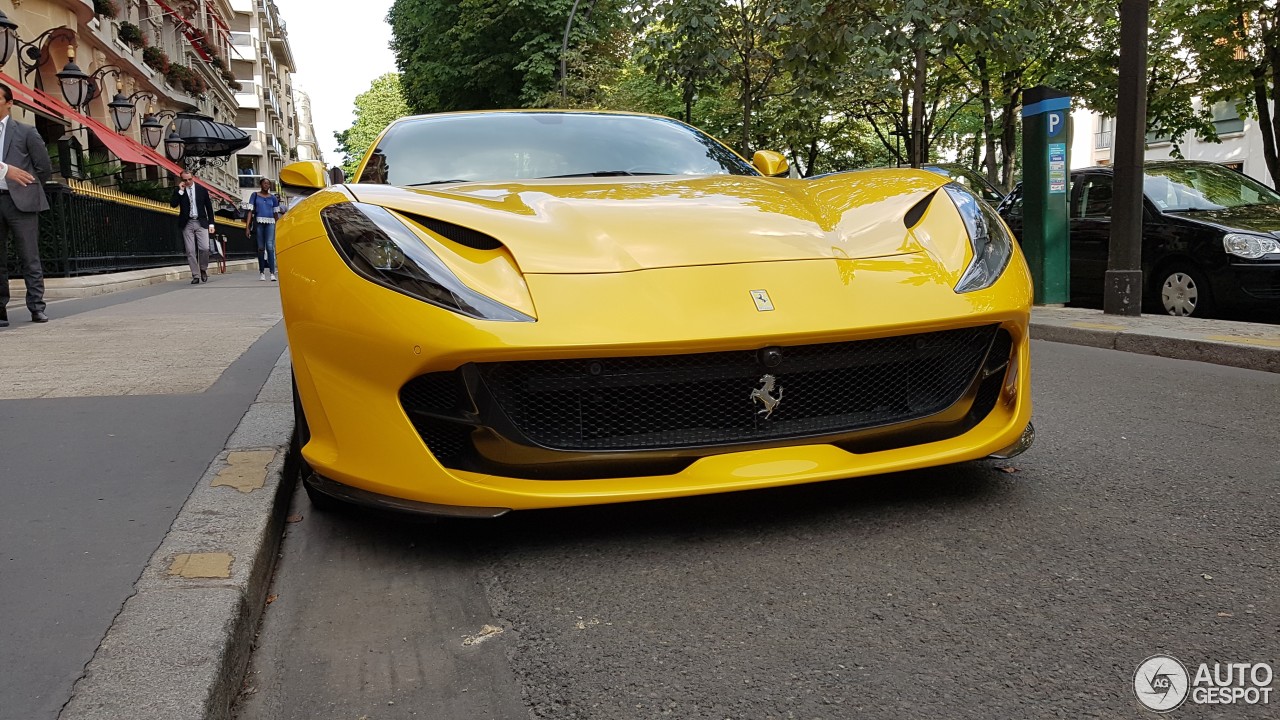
[{"left": 4, "top": 183, "right": 252, "bottom": 278}]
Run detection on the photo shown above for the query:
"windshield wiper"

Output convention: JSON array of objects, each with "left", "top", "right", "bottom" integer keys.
[
  {"left": 538, "top": 170, "right": 672, "bottom": 178},
  {"left": 406, "top": 179, "right": 470, "bottom": 186}
]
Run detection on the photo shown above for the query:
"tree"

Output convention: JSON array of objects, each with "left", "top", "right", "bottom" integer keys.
[
  {"left": 334, "top": 73, "right": 411, "bottom": 176},
  {"left": 388, "top": 0, "right": 628, "bottom": 114},
  {"left": 1167, "top": 0, "right": 1280, "bottom": 186}
]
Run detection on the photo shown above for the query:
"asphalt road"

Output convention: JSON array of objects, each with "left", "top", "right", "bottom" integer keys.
[
  {"left": 236, "top": 341, "right": 1279, "bottom": 720},
  {"left": 0, "top": 277, "right": 285, "bottom": 720}
]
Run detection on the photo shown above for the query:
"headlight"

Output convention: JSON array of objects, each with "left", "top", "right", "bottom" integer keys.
[
  {"left": 943, "top": 183, "right": 1014, "bottom": 293},
  {"left": 1223, "top": 232, "right": 1280, "bottom": 259},
  {"left": 320, "top": 202, "right": 533, "bottom": 322}
]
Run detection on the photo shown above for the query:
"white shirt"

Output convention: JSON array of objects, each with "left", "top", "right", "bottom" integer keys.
[
  {"left": 0, "top": 116, "right": 10, "bottom": 192},
  {"left": 184, "top": 185, "right": 198, "bottom": 218}
]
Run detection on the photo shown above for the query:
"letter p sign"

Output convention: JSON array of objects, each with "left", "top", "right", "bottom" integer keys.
[{"left": 1047, "top": 111, "right": 1064, "bottom": 138}]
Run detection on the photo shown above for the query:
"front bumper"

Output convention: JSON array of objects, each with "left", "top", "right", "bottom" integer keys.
[{"left": 282, "top": 238, "right": 1034, "bottom": 511}]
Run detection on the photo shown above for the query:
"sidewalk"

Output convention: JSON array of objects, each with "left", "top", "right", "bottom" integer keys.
[
  {"left": 1031, "top": 305, "right": 1280, "bottom": 373},
  {"left": 0, "top": 271, "right": 288, "bottom": 720}
]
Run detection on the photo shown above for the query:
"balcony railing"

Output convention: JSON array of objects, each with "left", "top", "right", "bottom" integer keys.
[{"left": 1094, "top": 131, "right": 1113, "bottom": 150}]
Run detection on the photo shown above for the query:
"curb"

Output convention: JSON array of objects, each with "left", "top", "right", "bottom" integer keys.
[
  {"left": 12, "top": 260, "right": 259, "bottom": 300},
  {"left": 59, "top": 350, "right": 295, "bottom": 720},
  {"left": 1030, "top": 316, "right": 1280, "bottom": 374}
]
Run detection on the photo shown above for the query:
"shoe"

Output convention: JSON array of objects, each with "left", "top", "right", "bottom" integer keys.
[
  {"left": 260, "top": 272, "right": 266, "bottom": 281},
  {"left": 31, "top": 310, "right": 48, "bottom": 323},
  {"left": 0, "top": 307, "right": 8, "bottom": 327},
  {"left": 201, "top": 271, "right": 208, "bottom": 282},
  {"left": 270, "top": 272, "right": 277, "bottom": 281},
  {"left": 191, "top": 278, "right": 201, "bottom": 284}
]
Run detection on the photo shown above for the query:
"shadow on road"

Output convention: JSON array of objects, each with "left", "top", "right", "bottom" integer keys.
[{"left": 299, "top": 460, "right": 1023, "bottom": 556}]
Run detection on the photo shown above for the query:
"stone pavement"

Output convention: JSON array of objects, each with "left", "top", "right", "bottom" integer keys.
[
  {"left": 3, "top": 261, "right": 1278, "bottom": 720},
  {"left": 0, "top": 267, "right": 288, "bottom": 720}
]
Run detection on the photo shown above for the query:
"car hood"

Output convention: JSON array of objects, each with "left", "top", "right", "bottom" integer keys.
[
  {"left": 347, "top": 172, "right": 946, "bottom": 274},
  {"left": 1164, "top": 203, "right": 1280, "bottom": 236}
]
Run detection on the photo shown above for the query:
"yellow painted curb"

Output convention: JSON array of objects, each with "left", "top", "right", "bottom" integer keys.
[
  {"left": 211, "top": 450, "right": 277, "bottom": 493},
  {"left": 169, "top": 553, "right": 233, "bottom": 579}
]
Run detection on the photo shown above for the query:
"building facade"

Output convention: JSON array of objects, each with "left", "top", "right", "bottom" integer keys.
[
  {"left": 1072, "top": 100, "right": 1275, "bottom": 188},
  {"left": 294, "top": 88, "right": 318, "bottom": 162},
  {"left": 228, "top": 0, "right": 297, "bottom": 205},
  {"left": 0, "top": 0, "right": 244, "bottom": 198}
]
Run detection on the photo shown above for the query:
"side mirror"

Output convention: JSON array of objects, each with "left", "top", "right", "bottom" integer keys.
[
  {"left": 279, "top": 160, "right": 329, "bottom": 190},
  {"left": 752, "top": 150, "right": 789, "bottom": 178}
]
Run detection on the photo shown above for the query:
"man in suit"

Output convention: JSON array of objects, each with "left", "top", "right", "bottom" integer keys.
[
  {"left": 0, "top": 83, "right": 55, "bottom": 327},
  {"left": 170, "top": 169, "right": 216, "bottom": 284}
]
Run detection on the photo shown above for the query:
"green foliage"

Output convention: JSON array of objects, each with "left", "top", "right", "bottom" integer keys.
[
  {"left": 334, "top": 73, "right": 412, "bottom": 176},
  {"left": 381, "top": 0, "right": 1280, "bottom": 187},
  {"left": 143, "top": 47, "right": 169, "bottom": 74},
  {"left": 94, "top": 0, "right": 119, "bottom": 18},
  {"left": 117, "top": 21, "right": 145, "bottom": 49},
  {"left": 388, "top": 0, "right": 628, "bottom": 114},
  {"left": 120, "top": 179, "right": 172, "bottom": 203}
]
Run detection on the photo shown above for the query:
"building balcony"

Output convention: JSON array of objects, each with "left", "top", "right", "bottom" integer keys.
[{"left": 1094, "top": 130, "right": 1113, "bottom": 150}]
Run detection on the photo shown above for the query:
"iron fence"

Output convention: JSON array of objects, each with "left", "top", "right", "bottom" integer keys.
[{"left": 4, "top": 183, "right": 252, "bottom": 278}]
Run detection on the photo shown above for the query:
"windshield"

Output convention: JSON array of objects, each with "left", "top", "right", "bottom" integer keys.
[
  {"left": 1143, "top": 164, "right": 1280, "bottom": 212},
  {"left": 357, "top": 113, "right": 757, "bottom": 186}
]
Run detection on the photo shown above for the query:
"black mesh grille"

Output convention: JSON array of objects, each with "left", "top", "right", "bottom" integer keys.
[
  {"left": 401, "top": 372, "right": 464, "bottom": 413},
  {"left": 477, "top": 326, "right": 999, "bottom": 451},
  {"left": 969, "top": 329, "right": 1013, "bottom": 423},
  {"left": 408, "top": 417, "right": 473, "bottom": 462}
]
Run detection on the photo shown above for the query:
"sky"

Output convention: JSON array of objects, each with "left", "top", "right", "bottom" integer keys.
[{"left": 271, "top": 0, "right": 398, "bottom": 166}]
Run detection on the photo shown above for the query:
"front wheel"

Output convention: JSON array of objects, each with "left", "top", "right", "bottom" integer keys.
[{"left": 1157, "top": 264, "right": 1216, "bottom": 318}]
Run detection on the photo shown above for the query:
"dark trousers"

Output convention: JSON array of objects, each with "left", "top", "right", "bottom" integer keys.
[{"left": 0, "top": 192, "right": 45, "bottom": 314}]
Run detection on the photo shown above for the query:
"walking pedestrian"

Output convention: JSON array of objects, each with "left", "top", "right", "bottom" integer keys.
[
  {"left": 0, "top": 83, "right": 55, "bottom": 327},
  {"left": 170, "top": 170, "right": 216, "bottom": 284},
  {"left": 246, "top": 178, "right": 281, "bottom": 281}
]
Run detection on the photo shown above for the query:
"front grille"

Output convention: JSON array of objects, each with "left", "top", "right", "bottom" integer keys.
[{"left": 476, "top": 326, "right": 1000, "bottom": 451}]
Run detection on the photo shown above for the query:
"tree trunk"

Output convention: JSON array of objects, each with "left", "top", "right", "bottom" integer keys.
[
  {"left": 1252, "top": 67, "right": 1278, "bottom": 186},
  {"left": 999, "top": 88, "right": 1020, "bottom": 191},
  {"left": 911, "top": 43, "right": 926, "bottom": 167},
  {"left": 978, "top": 54, "right": 997, "bottom": 184}
]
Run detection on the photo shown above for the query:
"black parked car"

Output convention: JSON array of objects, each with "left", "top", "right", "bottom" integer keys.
[{"left": 997, "top": 160, "right": 1280, "bottom": 317}]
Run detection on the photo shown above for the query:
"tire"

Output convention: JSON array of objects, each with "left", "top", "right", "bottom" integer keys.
[
  {"left": 1156, "top": 263, "right": 1216, "bottom": 318},
  {"left": 292, "top": 373, "right": 341, "bottom": 512}
]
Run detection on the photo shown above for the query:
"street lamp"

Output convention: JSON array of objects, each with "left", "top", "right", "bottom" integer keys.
[
  {"left": 0, "top": 11, "right": 18, "bottom": 67},
  {"left": 141, "top": 109, "right": 177, "bottom": 148},
  {"left": 55, "top": 48, "right": 92, "bottom": 109},
  {"left": 165, "top": 129, "right": 185, "bottom": 161},
  {"left": 107, "top": 87, "right": 136, "bottom": 133}
]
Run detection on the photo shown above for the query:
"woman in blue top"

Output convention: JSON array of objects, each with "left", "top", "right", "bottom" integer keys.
[{"left": 246, "top": 178, "right": 282, "bottom": 281}]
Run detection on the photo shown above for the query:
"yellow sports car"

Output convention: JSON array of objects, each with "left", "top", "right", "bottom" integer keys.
[{"left": 277, "top": 111, "right": 1033, "bottom": 517}]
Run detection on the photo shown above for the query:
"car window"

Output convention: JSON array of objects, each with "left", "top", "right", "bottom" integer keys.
[
  {"left": 358, "top": 113, "right": 757, "bottom": 185},
  {"left": 1143, "top": 163, "right": 1280, "bottom": 211},
  {"left": 1074, "top": 176, "right": 1113, "bottom": 218},
  {"left": 999, "top": 186, "right": 1023, "bottom": 218}
]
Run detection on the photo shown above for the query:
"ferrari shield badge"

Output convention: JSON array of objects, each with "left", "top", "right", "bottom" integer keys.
[
  {"left": 750, "top": 289, "right": 774, "bottom": 311},
  {"left": 750, "top": 374, "right": 783, "bottom": 418}
]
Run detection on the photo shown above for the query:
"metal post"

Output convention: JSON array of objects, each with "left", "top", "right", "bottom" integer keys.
[{"left": 1104, "top": 0, "right": 1149, "bottom": 315}]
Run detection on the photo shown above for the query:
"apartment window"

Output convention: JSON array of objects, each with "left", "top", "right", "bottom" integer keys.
[
  {"left": 1211, "top": 100, "right": 1245, "bottom": 135},
  {"left": 1095, "top": 117, "right": 1113, "bottom": 150}
]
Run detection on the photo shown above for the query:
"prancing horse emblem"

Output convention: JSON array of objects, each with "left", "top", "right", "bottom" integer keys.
[{"left": 750, "top": 374, "right": 783, "bottom": 419}]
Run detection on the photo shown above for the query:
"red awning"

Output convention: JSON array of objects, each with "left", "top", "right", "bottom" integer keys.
[{"left": 0, "top": 71, "right": 236, "bottom": 204}]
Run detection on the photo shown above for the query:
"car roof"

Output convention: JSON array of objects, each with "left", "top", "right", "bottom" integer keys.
[{"left": 1072, "top": 159, "right": 1234, "bottom": 175}]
